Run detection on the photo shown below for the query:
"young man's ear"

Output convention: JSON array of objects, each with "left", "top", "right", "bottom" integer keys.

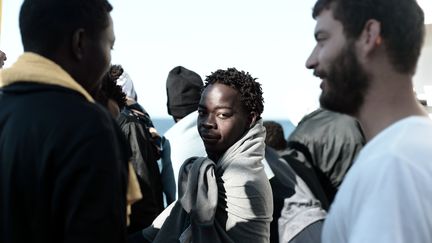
[
  {"left": 358, "top": 19, "right": 382, "bottom": 56},
  {"left": 71, "top": 28, "right": 86, "bottom": 60},
  {"left": 249, "top": 112, "right": 258, "bottom": 128}
]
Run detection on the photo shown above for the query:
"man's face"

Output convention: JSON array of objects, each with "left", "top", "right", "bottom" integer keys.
[
  {"left": 197, "top": 83, "right": 252, "bottom": 161},
  {"left": 306, "top": 9, "right": 370, "bottom": 116},
  {"left": 82, "top": 15, "right": 115, "bottom": 94}
]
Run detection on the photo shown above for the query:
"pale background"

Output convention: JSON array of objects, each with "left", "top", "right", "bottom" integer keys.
[{"left": 1, "top": 0, "right": 431, "bottom": 124}]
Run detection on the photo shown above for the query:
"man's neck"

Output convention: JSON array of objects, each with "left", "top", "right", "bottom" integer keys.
[{"left": 356, "top": 74, "right": 428, "bottom": 142}]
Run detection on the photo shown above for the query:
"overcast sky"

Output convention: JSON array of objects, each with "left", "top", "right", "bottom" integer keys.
[{"left": 1, "top": 0, "right": 431, "bottom": 124}]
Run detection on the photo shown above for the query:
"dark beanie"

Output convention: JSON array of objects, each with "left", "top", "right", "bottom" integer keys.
[{"left": 166, "top": 66, "right": 203, "bottom": 118}]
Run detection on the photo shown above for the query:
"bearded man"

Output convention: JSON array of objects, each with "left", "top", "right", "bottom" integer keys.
[{"left": 306, "top": 0, "right": 431, "bottom": 242}]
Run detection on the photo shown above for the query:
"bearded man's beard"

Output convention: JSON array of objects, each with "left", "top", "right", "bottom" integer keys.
[{"left": 319, "top": 43, "right": 370, "bottom": 116}]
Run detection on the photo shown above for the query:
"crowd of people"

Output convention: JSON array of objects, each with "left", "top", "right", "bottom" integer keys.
[{"left": 0, "top": 0, "right": 431, "bottom": 242}]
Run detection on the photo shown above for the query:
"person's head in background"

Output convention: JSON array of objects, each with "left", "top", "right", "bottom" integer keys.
[
  {"left": 95, "top": 65, "right": 127, "bottom": 117},
  {"left": 166, "top": 66, "right": 203, "bottom": 123},
  {"left": 113, "top": 65, "right": 138, "bottom": 103},
  {"left": 0, "top": 50, "right": 7, "bottom": 68},
  {"left": 305, "top": 0, "right": 424, "bottom": 116},
  {"left": 110, "top": 65, "right": 145, "bottom": 112},
  {"left": 110, "top": 64, "right": 160, "bottom": 139},
  {"left": 198, "top": 67, "right": 264, "bottom": 162},
  {"left": 19, "top": 0, "right": 115, "bottom": 94},
  {"left": 263, "top": 120, "right": 287, "bottom": 151}
]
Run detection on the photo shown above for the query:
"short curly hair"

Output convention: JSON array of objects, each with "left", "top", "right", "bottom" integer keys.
[
  {"left": 109, "top": 64, "right": 124, "bottom": 81},
  {"left": 204, "top": 68, "right": 264, "bottom": 119},
  {"left": 20, "top": 0, "right": 113, "bottom": 56},
  {"left": 95, "top": 64, "right": 127, "bottom": 109},
  {"left": 263, "top": 120, "right": 287, "bottom": 151}
]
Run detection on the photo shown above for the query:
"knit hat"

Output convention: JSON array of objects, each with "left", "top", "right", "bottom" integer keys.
[{"left": 166, "top": 66, "right": 203, "bottom": 118}]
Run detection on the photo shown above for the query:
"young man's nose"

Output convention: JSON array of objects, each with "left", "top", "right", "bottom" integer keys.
[
  {"left": 305, "top": 46, "right": 318, "bottom": 70},
  {"left": 201, "top": 115, "right": 216, "bottom": 129}
]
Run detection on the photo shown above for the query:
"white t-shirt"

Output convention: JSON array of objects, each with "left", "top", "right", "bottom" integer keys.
[{"left": 322, "top": 116, "right": 432, "bottom": 243}]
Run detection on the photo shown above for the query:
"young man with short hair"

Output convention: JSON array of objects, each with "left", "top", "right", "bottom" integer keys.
[
  {"left": 306, "top": 0, "right": 431, "bottom": 242},
  {"left": 0, "top": 1, "right": 129, "bottom": 242}
]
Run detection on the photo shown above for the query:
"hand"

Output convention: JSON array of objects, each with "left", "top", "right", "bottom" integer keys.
[{"left": 149, "top": 127, "right": 162, "bottom": 153}]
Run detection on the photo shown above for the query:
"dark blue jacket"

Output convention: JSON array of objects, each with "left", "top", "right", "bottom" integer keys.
[{"left": 0, "top": 82, "right": 130, "bottom": 243}]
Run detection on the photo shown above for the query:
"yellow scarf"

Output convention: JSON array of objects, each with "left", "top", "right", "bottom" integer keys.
[
  {"left": 127, "top": 163, "right": 143, "bottom": 225},
  {"left": 0, "top": 52, "right": 94, "bottom": 102}
]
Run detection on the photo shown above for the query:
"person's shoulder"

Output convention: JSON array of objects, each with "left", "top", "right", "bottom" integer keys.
[
  {"left": 394, "top": 116, "right": 432, "bottom": 137},
  {"left": 367, "top": 116, "right": 432, "bottom": 156},
  {"left": 52, "top": 96, "right": 112, "bottom": 126},
  {"left": 37, "top": 89, "right": 117, "bottom": 137},
  {"left": 12, "top": 83, "right": 109, "bottom": 120},
  {"left": 290, "top": 108, "right": 363, "bottom": 143},
  {"left": 3, "top": 83, "right": 114, "bottom": 130},
  {"left": 353, "top": 125, "right": 432, "bottom": 182},
  {"left": 389, "top": 118, "right": 432, "bottom": 167},
  {"left": 164, "top": 111, "right": 198, "bottom": 137}
]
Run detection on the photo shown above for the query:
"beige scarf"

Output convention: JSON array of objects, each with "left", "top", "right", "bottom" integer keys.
[{"left": 0, "top": 52, "right": 94, "bottom": 102}]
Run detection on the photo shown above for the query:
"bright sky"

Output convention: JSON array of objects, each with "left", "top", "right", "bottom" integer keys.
[{"left": 1, "top": 1, "right": 431, "bottom": 124}]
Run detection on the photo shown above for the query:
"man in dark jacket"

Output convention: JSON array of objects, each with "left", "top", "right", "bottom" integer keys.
[{"left": 0, "top": 1, "right": 130, "bottom": 243}]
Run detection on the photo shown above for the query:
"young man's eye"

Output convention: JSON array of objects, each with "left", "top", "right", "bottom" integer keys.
[
  {"left": 315, "top": 33, "right": 329, "bottom": 43},
  {"left": 317, "top": 36, "right": 326, "bottom": 41},
  {"left": 316, "top": 35, "right": 328, "bottom": 46},
  {"left": 198, "top": 110, "right": 206, "bottom": 116},
  {"left": 217, "top": 113, "right": 230, "bottom": 119}
]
